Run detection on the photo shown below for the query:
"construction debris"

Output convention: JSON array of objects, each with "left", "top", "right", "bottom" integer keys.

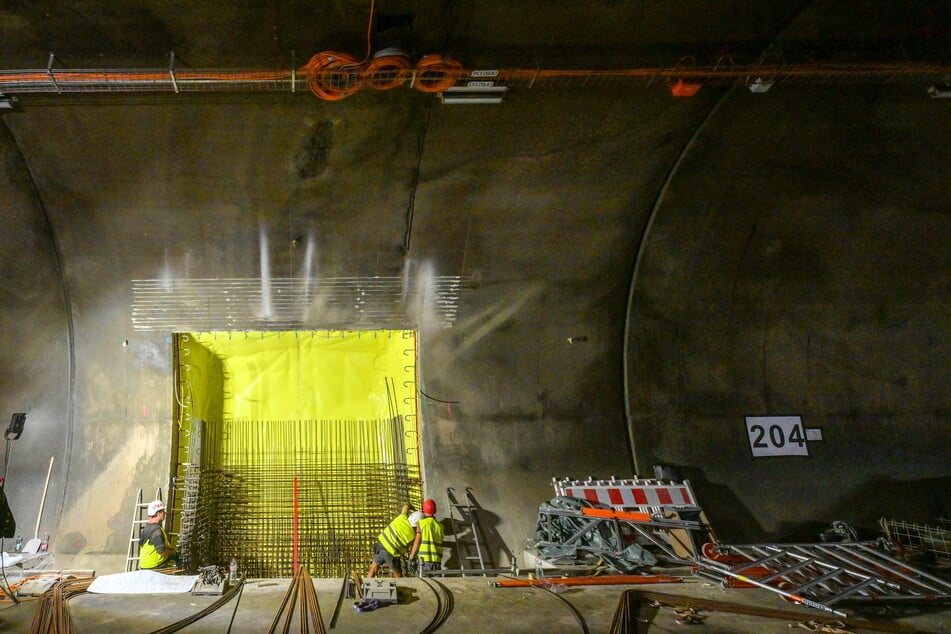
[
  {"left": 880, "top": 517, "right": 951, "bottom": 567},
  {"left": 535, "top": 496, "right": 658, "bottom": 572},
  {"left": 541, "top": 471, "right": 951, "bottom": 620},
  {"left": 549, "top": 475, "right": 717, "bottom": 561},
  {"left": 609, "top": 590, "right": 922, "bottom": 634},
  {"left": 694, "top": 540, "right": 951, "bottom": 617}
]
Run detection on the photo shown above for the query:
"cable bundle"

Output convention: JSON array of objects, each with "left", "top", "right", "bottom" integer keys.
[
  {"left": 303, "top": 51, "right": 464, "bottom": 100},
  {"left": 413, "top": 54, "right": 464, "bottom": 93},
  {"left": 304, "top": 51, "right": 362, "bottom": 101},
  {"left": 360, "top": 51, "right": 412, "bottom": 90}
]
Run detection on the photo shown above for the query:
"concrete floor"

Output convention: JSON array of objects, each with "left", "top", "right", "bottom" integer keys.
[{"left": 1, "top": 561, "right": 949, "bottom": 633}]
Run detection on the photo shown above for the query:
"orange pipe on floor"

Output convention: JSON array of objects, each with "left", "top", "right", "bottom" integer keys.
[{"left": 492, "top": 575, "right": 682, "bottom": 588}]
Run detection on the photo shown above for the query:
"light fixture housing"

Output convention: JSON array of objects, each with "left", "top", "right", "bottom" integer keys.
[
  {"left": 0, "top": 93, "right": 21, "bottom": 112},
  {"left": 927, "top": 83, "right": 951, "bottom": 99},
  {"left": 438, "top": 84, "right": 508, "bottom": 105},
  {"left": 747, "top": 77, "right": 775, "bottom": 93}
]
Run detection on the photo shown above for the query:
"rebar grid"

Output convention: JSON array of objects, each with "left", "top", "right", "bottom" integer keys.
[
  {"left": 175, "top": 418, "right": 421, "bottom": 578},
  {"left": 881, "top": 518, "right": 951, "bottom": 564}
]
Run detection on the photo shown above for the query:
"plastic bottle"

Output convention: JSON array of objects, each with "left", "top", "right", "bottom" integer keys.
[
  {"left": 229, "top": 557, "right": 238, "bottom": 584},
  {"left": 14, "top": 532, "right": 22, "bottom": 552},
  {"left": 39, "top": 531, "right": 49, "bottom": 552}
]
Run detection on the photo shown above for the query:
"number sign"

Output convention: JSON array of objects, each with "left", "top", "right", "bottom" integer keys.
[{"left": 745, "top": 416, "right": 809, "bottom": 457}]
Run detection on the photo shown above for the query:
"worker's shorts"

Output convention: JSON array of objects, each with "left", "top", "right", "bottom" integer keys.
[{"left": 372, "top": 542, "right": 401, "bottom": 570}]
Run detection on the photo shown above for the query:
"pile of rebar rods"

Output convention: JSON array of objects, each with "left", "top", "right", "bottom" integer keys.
[
  {"left": 268, "top": 566, "right": 327, "bottom": 634},
  {"left": 28, "top": 576, "right": 95, "bottom": 634}
]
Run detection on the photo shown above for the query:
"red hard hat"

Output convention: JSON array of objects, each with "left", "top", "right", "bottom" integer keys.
[{"left": 422, "top": 499, "right": 436, "bottom": 515}]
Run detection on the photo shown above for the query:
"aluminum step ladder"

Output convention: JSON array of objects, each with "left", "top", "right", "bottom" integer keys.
[
  {"left": 695, "top": 540, "right": 951, "bottom": 616},
  {"left": 447, "top": 487, "right": 490, "bottom": 575},
  {"left": 124, "top": 488, "right": 163, "bottom": 572}
]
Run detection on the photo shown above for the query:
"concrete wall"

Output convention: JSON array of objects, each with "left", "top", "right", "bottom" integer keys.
[
  {"left": 627, "top": 86, "right": 951, "bottom": 542},
  {"left": 0, "top": 79, "right": 947, "bottom": 573},
  {"left": 0, "top": 124, "right": 71, "bottom": 551}
]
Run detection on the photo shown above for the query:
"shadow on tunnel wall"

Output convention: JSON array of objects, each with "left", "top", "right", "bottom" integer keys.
[
  {"left": 674, "top": 467, "right": 951, "bottom": 546},
  {"left": 671, "top": 466, "right": 768, "bottom": 544},
  {"left": 775, "top": 476, "right": 951, "bottom": 544}
]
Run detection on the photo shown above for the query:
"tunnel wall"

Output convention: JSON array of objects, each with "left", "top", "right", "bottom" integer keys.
[
  {"left": 626, "top": 86, "right": 951, "bottom": 542},
  {"left": 0, "top": 123, "right": 74, "bottom": 551},
  {"left": 1, "top": 81, "right": 945, "bottom": 573},
  {"left": 0, "top": 89, "right": 679, "bottom": 569}
]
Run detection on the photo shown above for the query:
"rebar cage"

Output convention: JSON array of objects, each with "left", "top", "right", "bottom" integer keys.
[{"left": 169, "top": 330, "right": 422, "bottom": 577}]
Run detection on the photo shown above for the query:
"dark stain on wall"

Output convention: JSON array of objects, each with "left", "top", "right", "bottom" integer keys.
[{"left": 296, "top": 120, "right": 335, "bottom": 180}]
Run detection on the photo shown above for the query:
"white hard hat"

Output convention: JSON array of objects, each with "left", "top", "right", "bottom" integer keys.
[
  {"left": 408, "top": 511, "right": 424, "bottom": 527},
  {"left": 147, "top": 500, "right": 166, "bottom": 516}
]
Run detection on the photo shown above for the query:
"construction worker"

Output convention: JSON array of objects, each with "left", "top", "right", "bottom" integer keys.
[
  {"left": 139, "top": 500, "right": 180, "bottom": 570},
  {"left": 367, "top": 507, "right": 423, "bottom": 578},
  {"left": 409, "top": 499, "right": 444, "bottom": 573}
]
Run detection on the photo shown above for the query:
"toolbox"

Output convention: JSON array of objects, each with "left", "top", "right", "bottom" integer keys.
[{"left": 360, "top": 579, "right": 398, "bottom": 604}]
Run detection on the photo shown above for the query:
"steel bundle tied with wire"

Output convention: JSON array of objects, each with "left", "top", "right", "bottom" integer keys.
[{"left": 303, "top": 51, "right": 463, "bottom": 100}]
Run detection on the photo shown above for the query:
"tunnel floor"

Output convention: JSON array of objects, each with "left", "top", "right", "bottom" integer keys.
[{"left": 1, "top": 559, "right": 949, "bottom": 633}]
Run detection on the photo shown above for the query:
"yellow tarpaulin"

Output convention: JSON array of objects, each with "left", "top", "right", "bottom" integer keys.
[
  {"left": 180, "top": 330, "right": 416, "bottom": 421},
  {"left": 171, "top": 329, "right": 422, "bottom": 578}
]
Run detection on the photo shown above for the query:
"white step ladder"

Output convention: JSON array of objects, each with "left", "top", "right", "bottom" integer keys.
[{"left": 125, "top": 488, "right": 163, "bottom": 572}]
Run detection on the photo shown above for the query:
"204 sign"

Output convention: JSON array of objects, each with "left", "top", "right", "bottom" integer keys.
[{"left": 745, "top": 416, "right": 809, "bottom": 457}]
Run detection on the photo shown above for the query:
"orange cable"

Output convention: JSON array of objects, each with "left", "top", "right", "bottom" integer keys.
[
  {"left": 304, "top": 51, "right": 361, "bottom": 100},
  {"left": 361, "top": 53, "right": 411, "bottom": 90},
  {"left": 413, "top": 54, "right": 465, "bottom": 93},
  {"left": 363, "top": 0, "right": 376, "bottom": 63}
]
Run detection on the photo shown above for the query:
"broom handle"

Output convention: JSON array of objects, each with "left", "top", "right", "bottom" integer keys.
[{"left": 34, "top": 456, "right": 54, "bottom": 539}]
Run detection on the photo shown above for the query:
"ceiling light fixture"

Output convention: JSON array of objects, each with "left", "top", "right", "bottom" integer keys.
[
  {"left": 747, "top": 77, "right": 775, "bottom": 93},
  {"left": 927, "top": 82, "right": 951, "bottom": 98},
  {"left": 439, "top": 94, "right": 504, "bottom": 105},
  {"left": 0, "top": 93, "right": 20, "bottom": 112},
  {"left": 438, "top": 84, "right": 507, "bottom": 105}
]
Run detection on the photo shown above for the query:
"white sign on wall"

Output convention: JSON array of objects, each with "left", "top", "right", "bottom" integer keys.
[{"left": 745, "top": 416, "right": 809, "bottom": 457}]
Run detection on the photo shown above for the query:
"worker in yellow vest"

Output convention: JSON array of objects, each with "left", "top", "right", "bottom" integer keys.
[
  {"left": 367, "top": 506, "right": 423, "bottom": 578},
  {"left": 409, "top": 499, "right": 444, "bottom": 573},
  {"left": 139, "top": 500, "right": 180, "bottom": 569}
]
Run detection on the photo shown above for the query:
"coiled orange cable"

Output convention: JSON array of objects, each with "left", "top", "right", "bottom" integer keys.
[
  {"left": 413, "top": 54, "right": 464, "bottom": 93},
  {"left": 303, "top": 51, "right": 362, "bottom": 100},
  {"left": 361, "top": 53, "right": 411, "bottom": 90}
]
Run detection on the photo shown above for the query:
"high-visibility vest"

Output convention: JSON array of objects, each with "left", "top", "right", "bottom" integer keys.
[
  {"left": 378, "top": 514, "right": 416, "bottom": 557},
  {"left": 417, "top": 516, "right": 444, "bottom": 564},
  {"left": 139, "top": 523, "right": 171, "bottom": 569}
]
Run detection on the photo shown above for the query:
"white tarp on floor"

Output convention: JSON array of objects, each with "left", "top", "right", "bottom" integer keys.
[{"left": 88, "top": 570, "right": 198, "bottom": 594}]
